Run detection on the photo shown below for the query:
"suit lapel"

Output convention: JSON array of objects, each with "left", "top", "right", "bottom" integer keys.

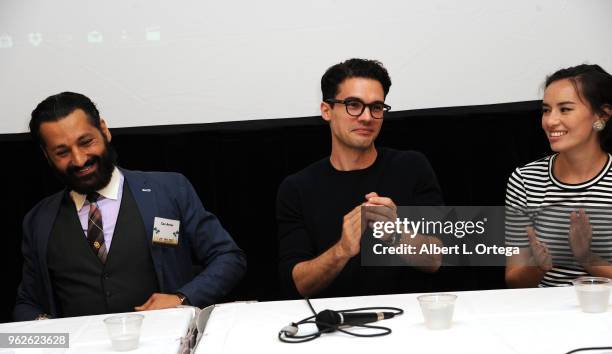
[
  {"left": 36, "top": 191, "right": 64, "bottom": 316},
  {"left": 121, "top": 168, "right": 165, "bottom": 290}
]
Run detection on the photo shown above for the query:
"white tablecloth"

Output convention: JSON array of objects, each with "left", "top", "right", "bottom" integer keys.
[
  {"left": 197, "top": 287, "right": 612, "bottom": 354},
  {"left": 0, "top": 307, "right": 194, "bottom": 354}
]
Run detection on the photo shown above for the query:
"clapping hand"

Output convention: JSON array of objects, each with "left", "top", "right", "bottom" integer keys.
[
  {"left": 527, "top": 226, "right": 552, "bottom": 272},
  {"left": 569, "top": 209, "right": 593, "bottom": 264}
]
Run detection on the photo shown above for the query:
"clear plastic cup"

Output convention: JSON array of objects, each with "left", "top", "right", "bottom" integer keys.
[
  {"left": 103, "top": 314, "right": 144, "bottom": 351},
  {"left": 572, "top": 277, "right": 611, "bottom": 313},
  {"left": 417, "top": 294, "right": 457, "bottom": 330}
]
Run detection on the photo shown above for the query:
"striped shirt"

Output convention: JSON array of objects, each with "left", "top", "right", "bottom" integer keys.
[{"left": 505, "top": 153, "right": 612, "bottom": 287}]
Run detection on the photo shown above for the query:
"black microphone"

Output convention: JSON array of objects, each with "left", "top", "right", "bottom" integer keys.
[{"left": 315, "top": 309, "right": 396, "bottom": 331}]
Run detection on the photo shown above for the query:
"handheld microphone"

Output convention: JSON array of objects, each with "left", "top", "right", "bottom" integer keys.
[
  {"left": 315, "top": 309, "right": 396, "bottom": 331},
  {"left": 278, "top": 299, "right": 403, "bottom": 343}
]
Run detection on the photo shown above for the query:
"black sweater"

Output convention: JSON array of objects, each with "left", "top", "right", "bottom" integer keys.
[{"left": 277, "top": 147, "right": 444, "bottom": 298}]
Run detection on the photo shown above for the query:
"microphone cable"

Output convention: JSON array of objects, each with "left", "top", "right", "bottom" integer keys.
[
  {"left": 278, "top": 298, "right": 403, "bottom": 343},
  {"left": 565, "top": 347, "right": 612, "bottom": 354}
]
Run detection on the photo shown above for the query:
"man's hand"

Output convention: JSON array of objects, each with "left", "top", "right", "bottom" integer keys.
[
  {"left": 569, "top": 209, "right": 594, "bottom": 264},
  {"left": 135, "top": 293, "right": 181, "bottom": 311},
  {"left": 336, "top": 192, "right": 398, "bottom": 257},
  {"left": 364, "top": 192, "right": 398, "bottom": 242},
  {"left": 293, "top": 200, "right": 369, "bottom": 297},
  {"left": 364, "top": 192, "right": 397, "bottom": 220},
  {"left": 527, "top": 226, "right": 552, "bottom": 272},
  {"left": 336, "top": 205, "right": 366, "bottom": 258}
]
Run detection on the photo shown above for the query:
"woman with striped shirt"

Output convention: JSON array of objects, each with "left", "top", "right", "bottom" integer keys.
[{"left": 505, "top": 64, "right": 612, "bottom": 287}]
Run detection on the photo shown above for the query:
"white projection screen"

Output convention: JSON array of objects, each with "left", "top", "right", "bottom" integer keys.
[{"left": 1, "top": 0, "right": 611, "bottom": 134}]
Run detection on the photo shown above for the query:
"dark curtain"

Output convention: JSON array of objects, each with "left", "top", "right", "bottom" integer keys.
[{"left": 0, "top": 101, "right": 549, "bottom": 323}]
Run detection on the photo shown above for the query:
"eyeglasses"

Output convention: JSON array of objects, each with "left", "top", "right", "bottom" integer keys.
[{"left": 324, "top": 98, "right": 391, "bottom": 119}]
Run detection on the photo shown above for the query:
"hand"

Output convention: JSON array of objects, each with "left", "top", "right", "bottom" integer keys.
[
  {"left": 527, "top": 226, "right": 552, "bottom": 272},
  {"left": 364, "top": 192, "right": 398, "bottom": 242},
  {"left": 569, "top": 209, "right": 593, "bottom": 264},
  {"left": 336, "top": 205, "right": 366, "bottom": 258},
  {"left": 364, "top": 192, "right": 397, "bottom": 219},
  {"left": 135, "top": 293, "right": 181, "bottom": 311}
]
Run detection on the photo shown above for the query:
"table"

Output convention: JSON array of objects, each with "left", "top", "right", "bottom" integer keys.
[
  {"left": 197, "top": 287, "right": 612, "bottom": 354},
  {"left": 0, "top": 307, "right": 194, "bottom": 353}
]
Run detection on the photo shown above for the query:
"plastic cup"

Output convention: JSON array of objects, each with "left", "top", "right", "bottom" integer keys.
[
  {"left": 417, "top": 294, "right": 457, "bottom": 330},
  {"left": 572, "top": 277, "right": 611, "bottom": 313},
  {"left": 103, "top": 314, "right": 144, "bottom": 351}
]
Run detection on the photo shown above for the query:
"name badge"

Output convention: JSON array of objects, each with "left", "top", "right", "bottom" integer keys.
[{"left": 152, "top": 217, "right": 180, "bottom": 246}]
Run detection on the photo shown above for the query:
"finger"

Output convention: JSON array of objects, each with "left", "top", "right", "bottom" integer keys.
[
  {"left": 364, "top": 201, "right": 396, "bottom": 215},
  {"left": 526, "top": 226, "right": 538, "bottom": 245},
  {"left": 347, "top": 216, "right": 364, "bottom": 241},
  {"left": 135, "top": 295, "right": 155, "bottom": 311},
  {"left": 365, "top": 206, "right": 396, "bottom": 221},
  {"left": 365, "top": 196, "right": 397, "bottom": 209},
  {"left": 568, "top": 222, "right": 575, "bottom": 239},
  {"left": 348, "top": 207, "right": 364, "bottom": 224},
  {"left": 345, "top": 205, "right": 362, "bottom": 219},
  {"left": 527, "top": 227, "right": 548, "bottom": 253},
  {"left": 342, "top": 207, "right": 363, "bottom": 230},
  {"left": 147, "top": 298, "right": 167, "bottom": 310},
  {"left": 579, "top": 209, "right": 589, "bottom": 226},
  {"left": 533, "top": 247, "right": 551, "bottom": 270},
  {"left": 344, "top": 210, "right": 366, "bottom": 240},
  {"left": 542, "top": 256, "right": 553, "bottom": 272},
  {"left": 365, "top": 192, "right": 378, "bottom": 200},
  {"left": 350, "top": 211, "right": 364, "bottom": 228},
  {"left": 364, "top": 210, "right": 392, "bottom": 223},
  {"left": 583, "top": 209, "right": 589, "bottom": 222},
  {"left": 367, "top": 195, "right": 395, "bottom": 206},
  {"left": 344, "top": 210, "right": 364, "bottom": 231},
  {"left": 570, "top": 210, "right": 578, "bottom": 225},
  {"left": 587, "top": 222, "right": 592, "bottom": 236},
  {"left": 532, "top": 244, "right": 545, "bottom": 259}
]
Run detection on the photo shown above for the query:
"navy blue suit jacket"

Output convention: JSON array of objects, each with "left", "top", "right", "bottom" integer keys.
[{"left": 14, "top": 169, "right": 246, "bottom": 321}]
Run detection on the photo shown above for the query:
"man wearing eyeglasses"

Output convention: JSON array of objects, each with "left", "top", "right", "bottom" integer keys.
[{"left": 277, "top": 58, "right": 444, "bottom": 298}]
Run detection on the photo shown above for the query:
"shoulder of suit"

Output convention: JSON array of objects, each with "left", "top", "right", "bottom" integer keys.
[
  {"left": 121, "top": 168, "right": 187, "bottom": 184},
  {"left": 25, "top": 190, "right": 65, "bottom": 222}
]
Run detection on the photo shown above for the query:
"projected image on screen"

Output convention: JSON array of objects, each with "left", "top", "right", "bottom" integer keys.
[{"left": 0, "top": 0, "right": 611, "bottom": 134}]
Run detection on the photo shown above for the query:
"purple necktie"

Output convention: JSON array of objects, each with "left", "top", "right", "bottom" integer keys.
[{"left": 86, "top": 193, "right": 107, "bottom": 263}]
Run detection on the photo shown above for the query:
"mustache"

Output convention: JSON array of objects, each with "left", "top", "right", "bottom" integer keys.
[{"left": 66, "top": 156, "right": 99, "bottom": 175}]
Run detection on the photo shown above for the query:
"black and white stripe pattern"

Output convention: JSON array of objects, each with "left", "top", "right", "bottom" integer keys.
[{"left": 505, "top": 154, "right": 612, "bottom": 287}]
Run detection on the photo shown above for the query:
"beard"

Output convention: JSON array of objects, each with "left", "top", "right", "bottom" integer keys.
[{"left": 51, "top": 139, "right": 117, "bottom": 195}]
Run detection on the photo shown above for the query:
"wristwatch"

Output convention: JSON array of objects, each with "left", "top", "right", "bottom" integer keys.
[{"left": 175, "top": 292, "right": 191, "bottom": 306}]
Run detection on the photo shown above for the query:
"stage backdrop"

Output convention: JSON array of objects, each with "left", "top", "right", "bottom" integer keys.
[{"left": 0, "top": 102, "right": 552, "bottom": 323}]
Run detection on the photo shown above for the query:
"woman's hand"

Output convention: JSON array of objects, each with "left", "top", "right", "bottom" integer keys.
[
  {"left": 569, "top": 209, "right": 593, "bottom": 264},
  {"left": 527, "top": 226, "right": 552, "bottom": 272}
]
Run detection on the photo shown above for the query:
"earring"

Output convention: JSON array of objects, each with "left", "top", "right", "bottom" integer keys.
[{"left": 593, "top": 119, "right": 606, "bottom": 131}]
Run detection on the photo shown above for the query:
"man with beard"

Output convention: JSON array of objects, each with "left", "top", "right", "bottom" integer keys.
[
  {"left": 14, "top": 92, "right": 246, "bottom": 321},
  {"left": 277, "top": 59, "right": 444, "bottom": 298}
]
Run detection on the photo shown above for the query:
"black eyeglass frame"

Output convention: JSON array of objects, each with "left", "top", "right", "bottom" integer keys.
[{"left": 324, "top": 98, "right": 391, "bottom": 119}]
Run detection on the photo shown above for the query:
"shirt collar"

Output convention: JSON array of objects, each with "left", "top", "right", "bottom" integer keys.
[{"left": 70, "top": 167, "right": 123, "bottom": 211}]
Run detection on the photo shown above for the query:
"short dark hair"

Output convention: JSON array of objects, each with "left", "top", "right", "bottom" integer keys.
[
  {"left": 321, "top": 58, "right": 392, "bottom": 102},
  {"left": 30, "top": 92, "right": 102, "bottom": 146},
  {"left": 545, "top": 64, "right": 612, "bottom": 149}
]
